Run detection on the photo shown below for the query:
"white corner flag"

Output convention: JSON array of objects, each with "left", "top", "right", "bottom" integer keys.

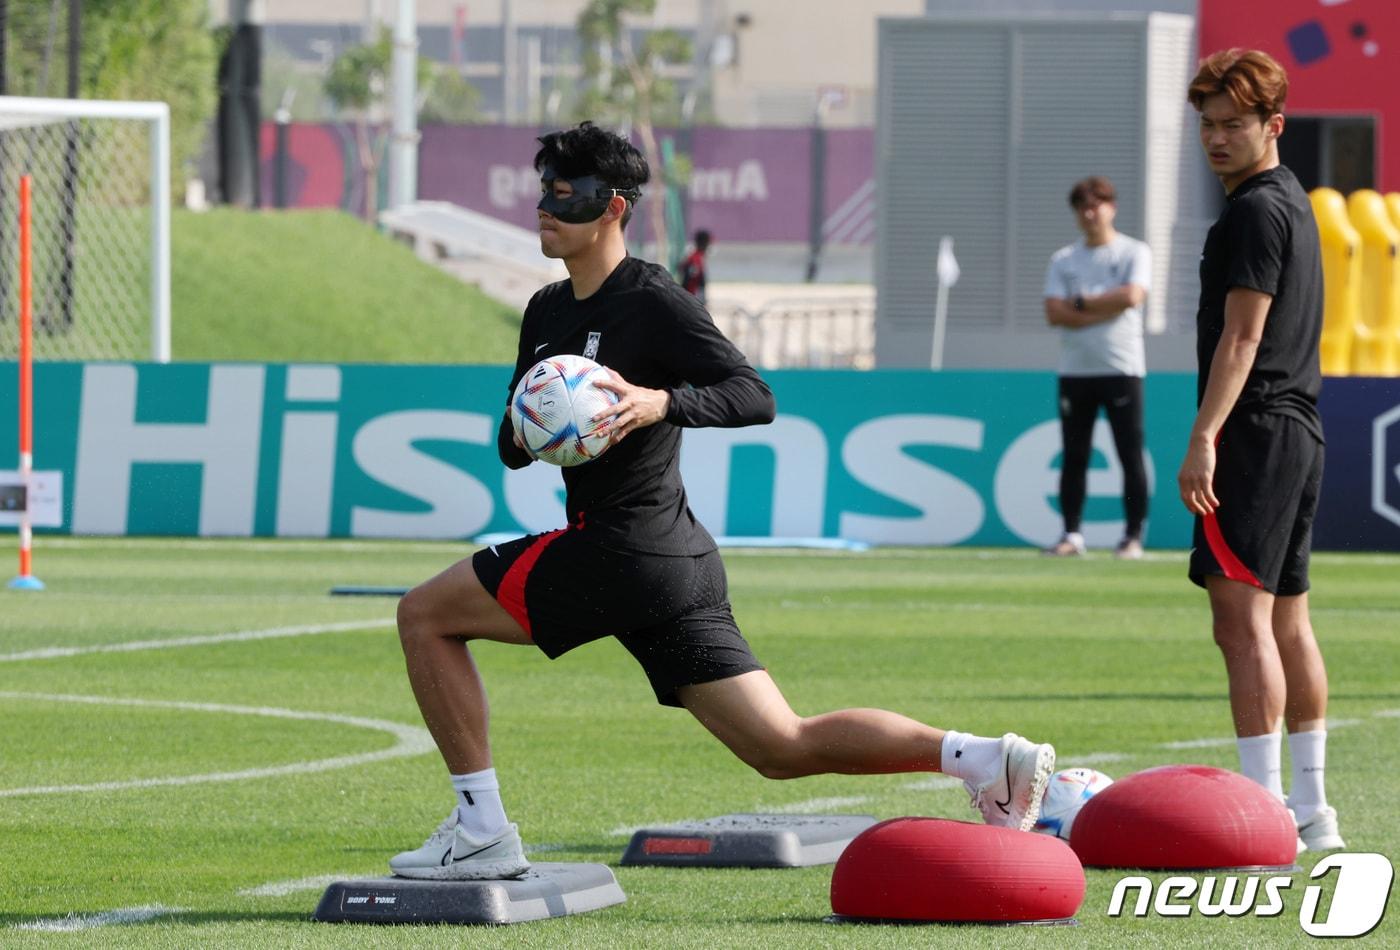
[
  {"left": 936, "top": 236, "right": 960, "bottom": 287},
  {"left": 932, "top": 236, "right": 959, "bottom": 370}
]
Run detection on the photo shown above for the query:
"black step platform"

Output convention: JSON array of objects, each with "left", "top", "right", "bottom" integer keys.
[
  {"left": 621, "top": 813, "right": 878, "bottom": 868},
  {"left": 313, "top": 862, "right": 626, "bottom": 925}
]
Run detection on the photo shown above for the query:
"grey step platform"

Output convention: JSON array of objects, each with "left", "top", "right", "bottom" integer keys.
[
  {"left": 313, "top": 862, "right": 625, "bottom": 925},
  {"left": 621, "top": 813, "right": 878, "bottom": 868}
]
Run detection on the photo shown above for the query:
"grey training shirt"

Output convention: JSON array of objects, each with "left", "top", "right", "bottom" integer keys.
[{"left": 1043, "top": 234, "right": 1153, "bottom": 378}]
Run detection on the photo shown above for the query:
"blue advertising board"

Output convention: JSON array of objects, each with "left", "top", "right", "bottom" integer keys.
[{"left": 1, "top": 363, "right": 1397, "bottom": 551}]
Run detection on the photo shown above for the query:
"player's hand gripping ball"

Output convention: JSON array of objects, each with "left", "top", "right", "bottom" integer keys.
[{"left": 510, "top": 354, "right": 620, "bottom": 466}]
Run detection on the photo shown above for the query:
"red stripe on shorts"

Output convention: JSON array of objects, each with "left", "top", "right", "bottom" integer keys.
[
  {"left": 1203, "top": 512, "right": 1263, "bottom": 589},
  {"left": 497, "top": 529, "right": 566, "bottom": 637}
]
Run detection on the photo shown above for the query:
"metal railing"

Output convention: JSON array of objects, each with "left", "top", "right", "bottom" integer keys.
[{"left": 710, "top": 297, "right": 875, "bottom": 369}]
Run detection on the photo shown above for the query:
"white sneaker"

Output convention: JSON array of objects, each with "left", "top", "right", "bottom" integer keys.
[
  {"left": 1042, "top": 533, "right": 1086, "bottom": 557},
  {"left": 965, "top": 733, "right": 1056, "bottom": 831},
  {"left": 389, "top": 811, "right": 530, "bottom": 880},
  {"left": 1114, "top": 537, "right": 1144, "bottom": 560},
  {"left": 1295, "top": 805, "right": 1346, "bottom": 852}
]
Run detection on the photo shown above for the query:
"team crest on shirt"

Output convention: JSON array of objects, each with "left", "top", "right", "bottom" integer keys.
[{"left": 583, "top": 331, "right": 601, "bottom": 360}]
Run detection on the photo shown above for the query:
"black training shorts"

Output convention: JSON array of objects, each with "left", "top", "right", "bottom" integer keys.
[
  {"left": 1189, "top": 412, "right": 1323, "bottom": 596},
  {"left": 472, "top": 528, "right": 764, "bottom": 706}
]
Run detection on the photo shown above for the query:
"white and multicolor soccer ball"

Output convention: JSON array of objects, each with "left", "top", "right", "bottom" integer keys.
[
  {"left": 1032, "top": 768, "right": 1114, "bottom": 841},
  {"left": 510, "top": 354, "right": 619, "bottom": 467}
]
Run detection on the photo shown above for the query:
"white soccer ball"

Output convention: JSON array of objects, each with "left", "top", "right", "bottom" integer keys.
[
  {"left": 1032, "top": 767, "right": 1114, "bottom": 841},
  {"left": 510, "top": 354, "right": 619, "bottom": 467}
]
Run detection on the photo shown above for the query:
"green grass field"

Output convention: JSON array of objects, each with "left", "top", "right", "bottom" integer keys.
[
  {"left": 3, "top": 209, "right": 522, "bottom": 365},
  {"left": 2, "top": 540, "right": 1397, "bottom": 947},
  {"left": 171, "top": 209, "right": 521, "bottom": 364}
]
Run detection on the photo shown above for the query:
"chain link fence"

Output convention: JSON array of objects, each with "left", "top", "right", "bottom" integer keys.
[{"left": 0, "top": 109, "right": 157, "bottom": 360}]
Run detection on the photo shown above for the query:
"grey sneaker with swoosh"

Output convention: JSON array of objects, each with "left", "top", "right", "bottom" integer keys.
[
  {"left": 1295, "top": 805, "right": 1346, "bottom": 852},
  {"left": 965, "top": 733, "right": 1057, "bottom": 832},
  {"left": 389, "top": 810, "right": 530, "bottom": 881}
]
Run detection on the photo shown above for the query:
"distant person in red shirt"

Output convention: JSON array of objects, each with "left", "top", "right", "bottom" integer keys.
[{"left": 678, "top": 229, "right": 712, "bottom": 303}]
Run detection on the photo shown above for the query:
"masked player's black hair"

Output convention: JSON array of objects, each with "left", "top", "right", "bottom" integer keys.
[{"left": 535, "top": 122, "right": 650, "bottom": 228}]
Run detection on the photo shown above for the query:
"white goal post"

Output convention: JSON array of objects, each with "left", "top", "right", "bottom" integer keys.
[{"left": 0, "top": 96, "right": 170, "bottom": 362}]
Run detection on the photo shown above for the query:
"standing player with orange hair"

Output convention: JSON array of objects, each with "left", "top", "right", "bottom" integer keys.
[{"left": 1181, "top": 49, "right": 1343, "bottom": 851}]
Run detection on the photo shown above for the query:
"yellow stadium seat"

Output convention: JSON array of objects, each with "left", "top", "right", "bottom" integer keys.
[
  {"left": 1346, "top": 189, "right": 1400, "bottom": 376},
  {"left": 1310, "top": 188, "right": 1360, "bottom": 376}
]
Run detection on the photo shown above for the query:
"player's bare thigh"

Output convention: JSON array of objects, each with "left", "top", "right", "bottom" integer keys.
[
  {"left": 398, "top": 555, "right": 533, "bottom": 646},
  {"left": 678, "top": 671, "right": 801, "bottom": 750}
]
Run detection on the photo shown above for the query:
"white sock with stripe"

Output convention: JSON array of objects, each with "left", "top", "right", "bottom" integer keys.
[
  {"left": 1287, "top": 729, "right": 1328, "bottom": 823},
  {"left": 450, "top": 768, "right": 509, "bottom": 839},
  {"left": 1237, "top": 732, "right": 1284, "bottom": 801},
  {"left": 940, "top": 731, "right": 1003, "bottom": 784}
]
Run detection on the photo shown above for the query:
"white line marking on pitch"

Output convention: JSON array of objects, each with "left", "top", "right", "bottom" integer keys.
[
  {"left": 0, "top": 692, "right": 436, "bottom": 798},
  {"left": 0, "top": 619, "right": 390, "bottom": 664},
  {"left": 12, "top": 905, "right": 181, "bottom": 932},
  {"left": 239, "top": 875, "right": 347, "bottom": 898},
  {"left": 1159, "top": 717, "right": 1364, "bottom": 750},
  {"left": 1160, "top": 736, "right": 1235, "bottom": 749}
]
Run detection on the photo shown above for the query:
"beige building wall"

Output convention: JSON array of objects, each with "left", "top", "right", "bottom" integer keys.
[
  {"left": 213, "top": 1, "right": 698, "bottom": 28},
  {"left": 214, "top": 0, "right": 920, "bottom": 127},
  {"left": 709, "top": 0, "right": 924, "bottom": 127}
]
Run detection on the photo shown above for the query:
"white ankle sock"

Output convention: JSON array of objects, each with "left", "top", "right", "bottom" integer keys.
[
  {"left": 450, "top": 768, "right": 509, "bottom": 839},
  {"left": 941, "top": 731, "right": 1003, "bottom": 784},
  {"left": 1237, "top": 733, "right": 1284, "bottom": 801},
  {"left": 1287, "top": 729, "right": 1328, "bottom": 820}
]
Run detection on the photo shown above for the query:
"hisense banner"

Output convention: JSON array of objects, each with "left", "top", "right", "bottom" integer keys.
[{"left": 1, "top": 364, "right": 1396, "bottom": 551}]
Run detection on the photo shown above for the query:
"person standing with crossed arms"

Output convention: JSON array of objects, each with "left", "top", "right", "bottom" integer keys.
[{"left": 1043, "top": 175, "right": 1152, "bottom": 559}]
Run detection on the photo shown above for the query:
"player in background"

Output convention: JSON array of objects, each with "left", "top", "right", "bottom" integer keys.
[
  {"left": 678, "top": 228, "right": 712, "bottom": 303},
  {"left": 1182, "top": 49, "right": 1343, "bottom": 851},
  {"left": 1042, "top": 175, "right": 1152, "bottom": 560},
  {"left": 387, "top": 122, "right": 1056, "bottom": 880}
]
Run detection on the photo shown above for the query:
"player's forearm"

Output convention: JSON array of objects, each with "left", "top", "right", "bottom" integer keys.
[
  {"left": 1191, "top": 332, "right": 1258, "bottom": 444},
  {"left": 665, "top": 368, "right": 776, "bottom": 428},
  {"left": 497, "top": 413, "right": 534, "bottom": 469},
  {"left": 1045, "top": 298, "right": 1076, "bottom": 327},
  {"left": 1082, "top": 284, "right": 1144, "bottom": 316},
  {"left": 1047, "top": 295, "right": 1125, "bottom": 328}
]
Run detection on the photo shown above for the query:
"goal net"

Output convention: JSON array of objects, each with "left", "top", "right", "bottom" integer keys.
[{"left": 0, "top": 96, "right": 170, "bottom": 361}]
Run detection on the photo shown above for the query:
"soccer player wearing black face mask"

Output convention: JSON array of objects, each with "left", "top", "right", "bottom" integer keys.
[{"left": 387, "top": 122, "right": 1056, "bottom": 881}]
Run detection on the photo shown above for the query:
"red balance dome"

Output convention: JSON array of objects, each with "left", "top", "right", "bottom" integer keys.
[
  {"left": 830, "top": 817, "right": 1085, "bottom": 924},
  {"left": 1070, "top": 765, "right": 1297, "bottom": 869}
]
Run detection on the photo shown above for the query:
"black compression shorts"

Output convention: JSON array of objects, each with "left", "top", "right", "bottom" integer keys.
[
  {"left": 1189, "top": 412, "right": 1323, "bottom": 596},
  {"left": 472, "top": 529, "right": 764, "bottom": 706}
]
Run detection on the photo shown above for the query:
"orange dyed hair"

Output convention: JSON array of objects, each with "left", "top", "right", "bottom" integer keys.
[{"left": 1187, "top": 48, "right": 1289, "bottom": 119}]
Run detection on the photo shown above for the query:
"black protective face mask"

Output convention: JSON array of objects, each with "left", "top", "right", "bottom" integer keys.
[{"left": 537, "top": 167, "right": 640, "bottom": 224}]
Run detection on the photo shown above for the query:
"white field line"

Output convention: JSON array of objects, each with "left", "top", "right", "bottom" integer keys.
[
  {"left": 13, "top": 905, "right": 181, "bottom": 931},
  {"left": 238, "top": 875, "right": 348, "bottom": 898},
  {"left": 1159, "top": 736, "right": 1235, "bottom": 749},
  {"left": 0, "top": 692, "right": 436, "bottom": 798},
  {"left": 1158, "top": 717, "right": 1365, "bottom": 750},
  {"left": 0, "top": 619, "right": 390, "bottom": 664}
]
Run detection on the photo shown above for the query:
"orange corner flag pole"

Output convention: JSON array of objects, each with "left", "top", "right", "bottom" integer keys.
[{"left": 10, "top": 174, "right": 44, "bottom": 590}]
